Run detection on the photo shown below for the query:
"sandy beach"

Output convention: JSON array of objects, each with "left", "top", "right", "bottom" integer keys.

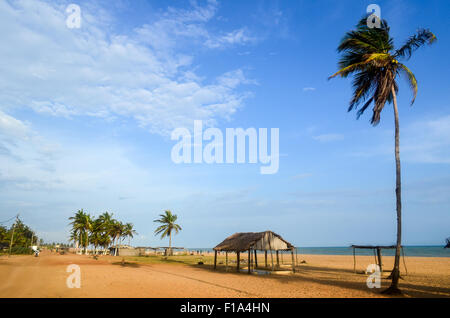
[{"left": 0, "top": 251, "right": 448, "bottom": 298}]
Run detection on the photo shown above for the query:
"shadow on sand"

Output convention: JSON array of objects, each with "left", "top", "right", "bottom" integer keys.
[{"left": 194, "top": 263, "right": 450, "bottom": 298}]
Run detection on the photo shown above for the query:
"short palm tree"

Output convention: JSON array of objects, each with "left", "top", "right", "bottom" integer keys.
[
  {"left": 329, "top": 16, "right": 436, "bottom": 294},
  {"left": 154, "top": 210, "right": 182, "bottom": 256}
]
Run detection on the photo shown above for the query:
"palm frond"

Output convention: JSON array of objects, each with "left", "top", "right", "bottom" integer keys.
[
  {"left": 397, "top": 63, "right": 418, "bottom": 104},
  {"left": 395, "top": 29, "right": 436, "bottom": 60},
  {"left": 329, "top": 53, "right": 390, "bottom": 79}
]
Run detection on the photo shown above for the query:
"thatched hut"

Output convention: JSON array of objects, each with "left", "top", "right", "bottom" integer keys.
[{"left": 213, "top": 231, "right": 296, "bottom": 273}]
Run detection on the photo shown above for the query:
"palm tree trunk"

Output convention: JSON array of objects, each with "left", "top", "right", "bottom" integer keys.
[
  {"left": 115, "top": 234, "right": 119, "bottom": 256},
  {"left": 169, "top": 232, "right": 172, "bottom": 256},
  {"left": 385, "top": 86, "right": 402, "bottom": 294}
]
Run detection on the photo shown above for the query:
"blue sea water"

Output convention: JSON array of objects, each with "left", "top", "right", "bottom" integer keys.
[
  {"left": 189, "top": 246, "right": 450, "bottom": 257},
  {"left": 295, "top": 246, "right": 450, "bottom": 257}
]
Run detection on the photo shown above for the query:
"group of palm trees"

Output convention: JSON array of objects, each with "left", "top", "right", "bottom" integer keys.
[
  {"left": 69, "top": 209, "right": 183, "bottom": 256},
  {"left": 69, "top": 209, "right": 137, "bottom": 256}
]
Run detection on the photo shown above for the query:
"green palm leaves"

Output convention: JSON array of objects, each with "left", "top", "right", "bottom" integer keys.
[
  {"left": 154, "top": 210, "right": 182, "bottom": 255},
  {"left": 68, "top": 209, "right": 92, "bottom": 254},
  {"left": 68, "top": 210, "right": 137, "bottom": 255},
  {"left": 329, "top": 16, "right": 436, "bottom": 125}
]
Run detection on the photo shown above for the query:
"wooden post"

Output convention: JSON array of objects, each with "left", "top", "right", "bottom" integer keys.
[
  {"left": 276, "top": 251, "right": 280, "bottom": 267},
  {"left": 225, "top": 252, "right": 228, "bottom": 271},
  {"left": 373, "top": 249, "right": 377, "bottom": 265},
  {"left": 376, "top": 247, "right": 383, "bottom": 274},
  {"left": 237, "top": 252, "right": 240, "bottom": 272},
  {"left": 254, "top": 250, "right": 258, "bottom": 268},
  {"left": 268, "top": 241, "right": 274, "bottom": 271},
  {"left": 214, "top": 250, "right": 217, "bottom": 270},
  {"left": 264, "top": 251, "right": 267, "bottom": 267},
  {"left": 291, "top": 248, "right": 296, "bottom": 273},
  {"left": 353, "top": 247, "right": 356, "bottom": 273},
  {"left": 248, "top": 249, "right": 251, "bottom": 274}
]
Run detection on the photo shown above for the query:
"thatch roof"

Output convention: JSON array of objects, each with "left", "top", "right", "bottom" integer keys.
[{"left": 213, "top": 231, "right": 294, "bottom": 252}]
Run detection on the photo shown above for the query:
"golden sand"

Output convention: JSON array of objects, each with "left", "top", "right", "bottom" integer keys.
[{"left": 0, "top": 251, "right": 448, "bottom": 298}]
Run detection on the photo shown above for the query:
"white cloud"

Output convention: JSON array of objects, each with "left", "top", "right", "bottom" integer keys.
[
  {"left": 303, "top": 87, "right": 316, "bottom": 92},
  {"left": 0, "top": 0, "right": 255, "bottom": 136},
  {"left": 0, "top": 110, "right": 32, "bottom": 141},
  {"left": 312, "top": 133, "right": 344, "bottom": 142},
  {"left": 204, "top": 28, "right": 257, "bottom": 49}
]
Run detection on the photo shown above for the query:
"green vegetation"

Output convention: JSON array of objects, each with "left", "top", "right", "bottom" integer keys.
[
  {"left": 0, "top": 218, "right": 37, "bottom": 255},
  {"left": 329, "top": 15, "right": 436, "bottom": 294},
  {"left": 154, "top": 210, "right": 182, "bottom": 256},
  {"left": 123, "top": 254, "right": 214, "bottom": 267},
  {"left": 68, "top": 210, "right": 137, "bottom": 255}
]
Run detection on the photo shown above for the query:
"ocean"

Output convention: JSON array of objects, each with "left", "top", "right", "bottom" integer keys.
[{"left": 188, "top": 246, "right": 450, "bottom": 257}]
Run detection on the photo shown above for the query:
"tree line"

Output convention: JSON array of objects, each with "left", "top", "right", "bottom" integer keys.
[
  {"left": 0, "top": 218, "right": 38, "bottom": 254},
  {"left": 69, "top": 209, "right": 137, "bottom": 255}
]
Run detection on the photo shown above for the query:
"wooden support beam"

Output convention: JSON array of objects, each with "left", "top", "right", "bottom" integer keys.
[
  {"left": 225, "top": 252, "right": 228, "bottom": 271},
  {"left": 268, "top": 241, "right": 274, "bottom": 271},
  {"left": 254, "top": 250, "right": 258, "bottom": 268},
  {"left": 276, "top": 251, "right": 280, "bottom": 267},
  {"left": 248, "top": 249, "right": 251, "bottom": 274},
  {"left": 214, "top": 250, "right": 217, "bottom": 270},
  {"left": 237, "top": 252, "right": 240, "bottom": 272},
  {"left": 376, "top": 247, "right": 383, "bottom": 274},
  {"left": 291, "top": 248, "right": 296, "bottom": 273},
  {"left": 353, "top": 247, "right": 356, "bottom": 273},
  {"left": 264, "top": 251, "right": 267, "bottom": 267}
]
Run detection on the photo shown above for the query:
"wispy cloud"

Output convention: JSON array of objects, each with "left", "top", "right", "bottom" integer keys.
[
  {"left": 303, "top": 87, "right": 316, "bottom": 92},
  {"left": 0, "top": 0, "right": 255, "bottom": 136},
  {"left": 204, "top": 28, "right": 257, "bottom": 49}
]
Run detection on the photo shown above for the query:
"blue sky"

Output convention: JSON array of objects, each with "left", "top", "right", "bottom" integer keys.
[{"left": 0, "top": 0, "right": 449, "bottom": 247}]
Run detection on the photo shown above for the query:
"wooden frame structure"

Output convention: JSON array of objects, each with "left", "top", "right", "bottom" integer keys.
[
  {"left": 213, "top": 231, "right": 297, "bottom": 274},
  {"left": 351, "top": 244, "right": 407, "bottom": 275}
]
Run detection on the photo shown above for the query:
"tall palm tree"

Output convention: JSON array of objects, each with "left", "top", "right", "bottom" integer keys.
[
  {"left": 154, "top": 210, "right": 182, "bottom": 256},
  {"left": 329, "top": 16, "right": 436, "bottom": 294},
  {"left": 110, "top": 220, "right": 124, "bottom": 256},
  {"left": 69, "top": 209, "right": 93, "bottom": 255},
  {"left": 89, "top": 218, "right": 103, "bottom": 255},
  {"left": 69, "top": 209, "right": 87, "bottom": 254},
  {"left": 123, "top": 223, "right": 138, "bottom": 247},
  {"left": 98, "top": 212, "right": 114, "bottom": 254}
]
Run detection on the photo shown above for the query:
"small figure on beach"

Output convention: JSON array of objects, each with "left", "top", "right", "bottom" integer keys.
[{"left": 32, "top": 246, "right": 40, "bottom": 257}]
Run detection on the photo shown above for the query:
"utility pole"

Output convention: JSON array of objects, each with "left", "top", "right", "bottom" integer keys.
[{"left": 8, "top": 214, "right": 19, "bottom": 258}]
